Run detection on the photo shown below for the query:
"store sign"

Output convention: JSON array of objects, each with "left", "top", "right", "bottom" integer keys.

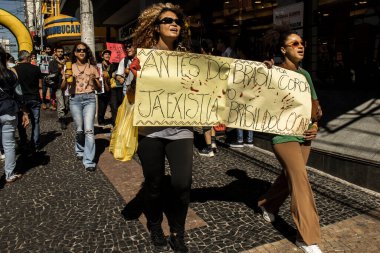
[
  {"left": 45, "top": 24, "right": 80, "bottom": 38},
  {"left": 273, "top": 2, "right": 304, "bottom": 35},
  {"left": 44, "top": 15, "right": 81, "bottom": 40}
]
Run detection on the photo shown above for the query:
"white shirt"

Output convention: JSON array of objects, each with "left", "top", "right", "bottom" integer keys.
[{"left": 116, "top": 57, "right": 134, "bottom": 95}]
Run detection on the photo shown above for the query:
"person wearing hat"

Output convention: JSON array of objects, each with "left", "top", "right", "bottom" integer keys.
[
  {"left": 115, "top": 40, "right": 136, "bottom": 95},
  {"left": 97, "top": 49, "right": 116, "bottom": 126}
]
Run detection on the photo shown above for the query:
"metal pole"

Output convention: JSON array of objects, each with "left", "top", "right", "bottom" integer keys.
[
  {"left": 39, "top": 0, "right": 44, "bottom": 50},
  {"left": 32, "top": 0, "right": 38, "bottom": 51}
]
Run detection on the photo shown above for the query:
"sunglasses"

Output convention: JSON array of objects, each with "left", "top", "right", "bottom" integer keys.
[
  {"left": 285, "top": 40, "right": 306, "bottom": 48},
  {"left": 75, "top": 48, "right": 87, "bottom": 53},
  {"left": 157, "top": 17, "right": 184, "bottom": 26}
]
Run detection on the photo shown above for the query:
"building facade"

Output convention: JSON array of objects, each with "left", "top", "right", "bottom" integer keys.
[{"left": 57, "top": 0, "right": 379, "bottom": 89}]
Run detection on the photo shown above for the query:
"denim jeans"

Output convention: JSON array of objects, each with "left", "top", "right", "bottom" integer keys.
[
  {"left": 69, "top": 93, "right": 96, "bottom": 168},
  {"left": 18, "top": 99, "right": 41, "bottom": 148},
  {"left": 0, "top": 114, "right": 17, "bottom": 180},
  {"left": 237, "top": 129, "right": 253, "bottom": 143},
  {"left": 55, "top": 88, "right": 66, "bottom": 119}
]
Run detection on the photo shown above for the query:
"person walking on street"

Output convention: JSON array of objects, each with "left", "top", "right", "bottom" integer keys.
[
  {"left": 41, "top": 45, "right": 54, "bottom": 110},
  {"left": 108, "top": 52, "right": 124, "bottom": 127},
  {"left": 61, "top": 42, "right": 101, "bottom": 172},
  {"left": 0, "top": 53, "right": 17, "bottom": 160},
  {"left": 48, "top": 46, "right": 67, "bottom": 130},
  {"left": 132, "top": 3, "right": 193, "bottom": 252},
  {"left": 198, "top": 41, "right": 217, "bottom": 157},
  {"left": 0, "top": 46, "right": 30, "bottom": 183},
  {"left": 257, "top": 29, "right": 323, "bottom": 253},
  {"left": 97, "top": 49, "right": 114, "bottom": 126},
  {"left": 14, "top": 50, "right": 43, "bottom": 152},
  {"left": 115, "top": 40, "right": 136, "bottom": 97}
]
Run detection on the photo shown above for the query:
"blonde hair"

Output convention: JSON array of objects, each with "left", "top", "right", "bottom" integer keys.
[{"left": 132, "top": 3, "right": 191, "bottom": 51}]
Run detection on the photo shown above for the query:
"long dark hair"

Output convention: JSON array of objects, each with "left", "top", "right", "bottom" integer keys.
[
  {"left": 0, "top": 46, "right": 13, "bottom": 83},
  {"left": 70, "top": 42, "right": 96, "bottom": 65}
]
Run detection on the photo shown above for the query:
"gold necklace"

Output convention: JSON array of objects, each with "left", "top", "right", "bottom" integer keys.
[{"left": 76, "top": 63, "right": 88, "bottom": 75}]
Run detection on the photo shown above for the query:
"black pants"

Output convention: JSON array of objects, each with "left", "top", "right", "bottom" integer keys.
[
  {"left": 109, "top": 87, "right": 124, "bottom": 126},
  {"left": 97, "top": 92, "right": 110, "bottom": 124},
  {"left": 137, "top": 136, "right": 193, "bottom": 234}
]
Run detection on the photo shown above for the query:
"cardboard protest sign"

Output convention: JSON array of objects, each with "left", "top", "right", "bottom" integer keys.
[
  {"left": 133, "top": 49, "right": 312, "bottom": 136},
  {"left": 106, "top": 42, "right": 126, "bottom": 63},
  {"left": 37, "top": 54, "right": 53, "bottom": 74}
]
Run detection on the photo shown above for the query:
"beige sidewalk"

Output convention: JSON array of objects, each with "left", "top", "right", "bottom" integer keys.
[{"left": 243, "top": 208, "right": 380, "bottom": 253}]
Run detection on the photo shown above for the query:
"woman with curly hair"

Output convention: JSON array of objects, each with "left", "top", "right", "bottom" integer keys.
[
  {"left": 132, "top": 3, "right": 192, "bottom": 253},
  {"left": 61, "top": 42, "right": 101, "bottom": 172}
]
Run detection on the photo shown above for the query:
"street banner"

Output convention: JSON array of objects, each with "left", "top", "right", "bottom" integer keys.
[
  {"left": 37, "top": 54, "right": 53, "bottom": 74},
  {"left": 106, "top": 42, "right": 126, "bottom": 63},
  {"left": 133, "top": 49, "right": 312, "bottom": 136}
]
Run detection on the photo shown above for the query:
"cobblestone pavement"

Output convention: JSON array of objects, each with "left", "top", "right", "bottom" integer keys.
[{"left": 0, "top": 110, "right": 379, "bottom": 252}]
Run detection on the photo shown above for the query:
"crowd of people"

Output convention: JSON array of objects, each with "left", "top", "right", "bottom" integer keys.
[
  {"left": 0, "top": 39, "right": 138, "bottom": 172},
  {"left": 0, "top": 2, "right": 323, "bottom": 253}
]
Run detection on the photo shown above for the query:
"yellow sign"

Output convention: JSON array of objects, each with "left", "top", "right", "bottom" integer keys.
[
  {"left": 133, "top": 49, "right": 312, "bottom": 136},
  {"left": 44, "top": 15, "right": 81, "bottom": 40}
]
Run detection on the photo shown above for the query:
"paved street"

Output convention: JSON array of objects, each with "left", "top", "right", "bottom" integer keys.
[{"left": 0, "top": 109, "right": 379, "bottom": 253}]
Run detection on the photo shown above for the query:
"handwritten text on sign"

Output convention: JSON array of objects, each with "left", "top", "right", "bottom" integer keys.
[{"left": 133, "top": 49, "right": 312, "bottom": 136}]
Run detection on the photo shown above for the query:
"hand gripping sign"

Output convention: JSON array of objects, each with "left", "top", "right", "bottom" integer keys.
[{"left": 133, "top": 49, "right": 312, "bottom": 137}]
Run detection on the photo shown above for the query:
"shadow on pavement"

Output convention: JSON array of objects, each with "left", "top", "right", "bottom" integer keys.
[
  {"left": 94, "top": 138, "right": 109, "bottom": 164},
  {"left": 16, "top": 151, "right": 50, "bottom": 174},
  {"left": 0, "top": 175, "right": 5, "bottom": 189},
  {"left": 121, "top": 176, "right": 185, "bottom": 226},
  {"left": 271, "top": 216, "right": 297, "bottom": 242},
  {"left": 190, "top": 168, "right": 297, "bottom": 241},
  {"left": 122, "top": 185, "right": 145, "bottom": 220},
  {"left": 190, "top": 168, "right": 271, "bottom": 212},
  {"left": 38, "top": 130, "right": 62, "bottom": 150}
]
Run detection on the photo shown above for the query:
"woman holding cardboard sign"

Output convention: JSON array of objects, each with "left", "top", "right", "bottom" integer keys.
[
  {"left": 257, "top": 30, "right": 323, "bottom": 253},
  {"left": 131, "top": 3, "right": 192, "bottom": 253}
]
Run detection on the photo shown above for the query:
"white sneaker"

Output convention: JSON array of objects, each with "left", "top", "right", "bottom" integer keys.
[
  {"left": 229, "top": 141, "right": 244, "bottom": 148},
  {"left": 259, "top": 206, "right": 275, "bottom": 223},
  {"left": 198, "top": 147, "right": 215, "bottom": 157},
  {"left": 295, "top": 241, "right": 323, "bottom": 253},
  {"left": 0, "top": 153, "right": 5, "bottom": 161},
  {"left": 244, "top": 142, "right": 254, "bottom": 148}
]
